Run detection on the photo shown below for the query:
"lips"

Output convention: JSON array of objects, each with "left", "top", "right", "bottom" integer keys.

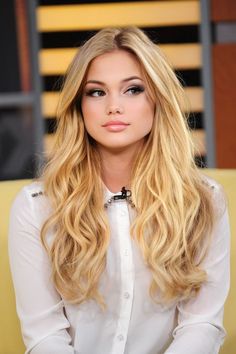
[
  {"left": 102, "top": 120, "right": 130, "bottom": 127},
  {"left": 102, "top": 120, "right": 130, "bottom": 132}
]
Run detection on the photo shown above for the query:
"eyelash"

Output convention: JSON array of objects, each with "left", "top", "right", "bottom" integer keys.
[
  {"left": 85, "top": 89, "right": 105, "bottom": 97},
  {"left": 126, "top": 85, "right": 145, "bottom": 95},
  {"left": 85, "top": 85, "right": 145, "bottom": 97}
]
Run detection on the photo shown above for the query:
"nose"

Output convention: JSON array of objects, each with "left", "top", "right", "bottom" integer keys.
[{"left": 106, "top": 96, "right": 124, "bottom": 115}]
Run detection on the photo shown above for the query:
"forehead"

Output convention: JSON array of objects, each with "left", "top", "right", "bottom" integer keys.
[{"left": 86, "top": 49, "right": 143, "bottom": 79}]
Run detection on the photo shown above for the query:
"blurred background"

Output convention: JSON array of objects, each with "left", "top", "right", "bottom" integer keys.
[
  {"left": 0, "top": 0, "right": 236, "bottom": 181},
  {"left": 0, "top": 1, "right": 236, "bottom": 354}
]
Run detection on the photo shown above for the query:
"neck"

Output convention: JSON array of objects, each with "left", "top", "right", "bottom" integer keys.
[{"left": 98, "top": 146, "right": 139, "bottom": 193}]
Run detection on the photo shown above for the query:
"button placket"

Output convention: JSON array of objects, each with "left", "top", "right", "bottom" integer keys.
[
  {"left": 111, "top": 202, "right": 135, "bottom": 354},
  {"left": 117, "top": 334, "right": 124, "bottom": 341},
  {"left": 120, "top": 210, "right": 126, "bottom": 217},
  {"left": 124, "top": 249, "right": 129, "bottom": 256},
  {"left": 124, "top": 292, "right": 130, "bottom": 299}
]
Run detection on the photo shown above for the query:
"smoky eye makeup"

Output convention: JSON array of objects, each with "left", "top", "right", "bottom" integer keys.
[
  {"left": 84, "top": 88, "right": 106, "bottom": 97},
  {"left": 125, "top": 85, "right": 145, "bottom": 95},
  {"left": 82, "top": 80, "right": 145, "bottom": 97}
]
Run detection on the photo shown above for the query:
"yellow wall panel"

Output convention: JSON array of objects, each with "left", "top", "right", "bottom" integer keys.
[
  {"left": 37, "top": 1, "right": 200, "bottom": 32},
  {"left": 161, "top": 43, "right": 202, "bottom": 70},
  {"left": 42, "top": 92, "right": 58, "bottom": 117},
  {"left": 40, "top": 48, "right": 76, "bottom": 75},
  {"left": 185, "top": 87, "right": 203, "bottom": 112}
]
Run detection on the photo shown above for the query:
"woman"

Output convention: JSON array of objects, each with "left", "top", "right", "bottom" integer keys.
[{"left": 9, "top": 27, "right": 230, "bottom": 354}]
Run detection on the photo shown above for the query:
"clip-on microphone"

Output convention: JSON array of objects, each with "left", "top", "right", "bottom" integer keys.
[{"left": 113, "top": 187, "right": 132, "bottom": 200}]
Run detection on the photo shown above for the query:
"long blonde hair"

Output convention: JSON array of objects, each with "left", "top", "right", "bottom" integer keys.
[{"left": 41, "top": 27, "right": 215, "bottom": 306}]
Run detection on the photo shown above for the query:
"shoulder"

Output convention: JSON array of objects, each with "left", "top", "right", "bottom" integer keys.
[
  {"left": 200, "top": 173, "right": 225, "bottom": 196},
  {"left": 10, "top": 180, "right": 51, "bottom": 228},
  {"left": 201, "top": 173, "right": 220, "bottom": 190},
  {"left": 200, "top": 173, "right": 227, "bottom": 217},
  {"left": 8, "top": 182, "right": 53, "bottom": 264},
  {"left": 12, "top": 180, "right": 45, "bottom": 209},
  {"left": 24, "top": 180, "right": 44, "bottom": 198}
]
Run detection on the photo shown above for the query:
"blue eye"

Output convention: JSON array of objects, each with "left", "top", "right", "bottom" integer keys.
[
  {"left": 85, "top": 89, "right": 105, "bottom": 97},
  {"left": 126, "top": 85, "right": 145, "bottom": 95}
]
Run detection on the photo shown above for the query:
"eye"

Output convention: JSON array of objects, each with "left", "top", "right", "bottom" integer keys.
[
  {"left": 126, "top": 85, "right": 145, "bottom": 95},
  {"left": 85, "top": 89, "right": 106, "bottom": 97}
]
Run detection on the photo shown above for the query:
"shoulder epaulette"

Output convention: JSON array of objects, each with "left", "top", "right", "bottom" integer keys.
[
  {"left": 31, "top": 191, "right": 43, "bottom": 198},
  {"left": 201, "top": 179, "right": 215, "bottom": 190}
]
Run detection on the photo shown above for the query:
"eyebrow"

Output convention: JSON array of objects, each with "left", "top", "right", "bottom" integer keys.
[{"left": 85, "top": 76, "right": 143, "bottom": 85}]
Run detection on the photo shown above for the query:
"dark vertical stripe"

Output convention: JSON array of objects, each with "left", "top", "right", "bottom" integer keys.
[
  {"left": 0, "top": 0, "right": 20, "bottom": 92},
  {"left": 213, "top": 44, "right": 236, "bottom": 167},
  {"left": 15, "top": 0, "right": 31, "bottom": 91}
]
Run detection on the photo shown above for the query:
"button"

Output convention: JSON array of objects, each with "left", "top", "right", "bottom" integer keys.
[
  {"left": 117, "top": 334, "right": 124, "bottom": 341},
  {"left": 120, "top": 210, "right": 126, "bottom": 216},
  {"left": 124, "top": 292, "right": 130, "bottom": 299},
  {"left": 124, "top": 249, "right": 129, "bottom": 256}
]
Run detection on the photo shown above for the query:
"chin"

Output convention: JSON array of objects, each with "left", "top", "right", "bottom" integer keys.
[{"left": 101, "top": 141, "right": 143, "bottom": 152}]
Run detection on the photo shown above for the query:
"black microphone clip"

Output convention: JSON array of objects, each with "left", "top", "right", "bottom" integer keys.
[{"left": 113, "top": 186, "right": 132, "bottom": 200}]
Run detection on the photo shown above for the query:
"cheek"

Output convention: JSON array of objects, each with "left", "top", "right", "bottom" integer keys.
[
  {"left": 81, "top": 100, "right": 93, "bottom": 120},
  {"left": 142, "top": 103, "right": 155, "bottom": 135},
  {"left": 141, "top": 100, "right": 155, "bottom": 127},
  {"left": 81, "top": 101, "right": 103, "bottom": 140},
  {"left": 81, "top": 99, "right": 104, "bottom": 123}
]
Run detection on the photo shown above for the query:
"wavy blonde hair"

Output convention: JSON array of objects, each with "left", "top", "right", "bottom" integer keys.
[{"left": 41, "top": 27, "right": 215, "bottom": 306}]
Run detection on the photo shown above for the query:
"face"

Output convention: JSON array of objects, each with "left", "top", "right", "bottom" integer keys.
[{"left": 81, "top": 49, "right": 155, "bottom": 153}]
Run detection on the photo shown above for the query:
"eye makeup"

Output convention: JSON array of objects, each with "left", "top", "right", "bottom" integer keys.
[
  {"left": 125, "top": 85, "right": 145, "bottom": 95},
  {"left": 84, "top": 88, "right": 106, "bottom": 97},
  {"left": 84, "top": 84, "right": 145, "bottom": 98}
]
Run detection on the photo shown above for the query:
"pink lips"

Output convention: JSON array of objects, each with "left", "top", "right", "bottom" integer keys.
[{"left": 102, "top": 120, "right": 130, "bottom": 132}]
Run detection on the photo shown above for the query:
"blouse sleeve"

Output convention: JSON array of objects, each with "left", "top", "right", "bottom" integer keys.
[
  {"left": 165, "top": 183, "right": 231, "bottom": 354},
  {"left": 8, "top": 185, "right": 75, "bottom": 354}
]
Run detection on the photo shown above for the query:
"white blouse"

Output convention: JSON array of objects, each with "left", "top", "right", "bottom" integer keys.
[{"left": 8, "top": 177, "right": 230, "bottom": 354}]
